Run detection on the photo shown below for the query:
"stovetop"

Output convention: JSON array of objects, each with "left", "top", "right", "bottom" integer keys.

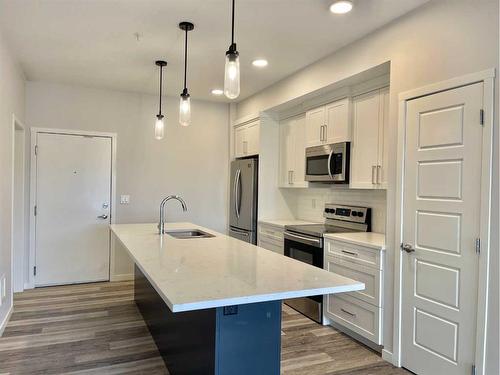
[{"left": 284, "top": 224, "right": 359, "bottom": 238}]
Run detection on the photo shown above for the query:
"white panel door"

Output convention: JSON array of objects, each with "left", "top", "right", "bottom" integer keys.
[
  {"left": 279, "top": 118, "right": 294, "bottom": 186},
  {"left": 35, "top": 133, "right": 112, "bottom": 286},
  {"left": 401, "top": 83, "right": 483, "bottom": 374},
  {"left": 292, "top": 114, "right": 307, "bottom": 187}
]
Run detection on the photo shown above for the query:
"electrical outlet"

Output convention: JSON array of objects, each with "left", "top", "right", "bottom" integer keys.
[{"left": 120, "top": 195, "right": 130, "bottom": 204}]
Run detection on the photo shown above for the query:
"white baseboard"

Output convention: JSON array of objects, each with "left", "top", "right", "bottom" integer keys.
[
  {"left": 382, "top": 349, "right": 393, "bottom": 364},
  {"left": 110, "top": 273, "right": 134, "bottom": 282},
  {"left": 0, "top": 305, "right": 13, "bottom": 337},
  {"left": 24, "top": 282, "right": 34, "bottom": 290}
]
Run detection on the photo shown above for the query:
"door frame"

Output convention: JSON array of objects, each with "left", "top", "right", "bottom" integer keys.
[
  {"left": 28, "top": 127, "right": 117, "bottom": 289},
  {"left": 393, "top": 68, "right": 495, "bottom": 374},
  {"left": 11, "top": 115, "right": 26, "bottom": 294}
]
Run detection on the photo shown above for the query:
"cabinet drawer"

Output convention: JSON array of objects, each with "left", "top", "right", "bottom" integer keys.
[
  {"left": 326, "top": 256, "right": 382, "bottom": 307},
  {"left": 258, "top": 237, "right": 284, "bottom": 255},
  {"left": 326, "top": 240, "right": 381, "bottom": 270},
  {"left": 325, "top": 293, "right": 382, "bottom": 345},
  {"left": 258, "top": 225, "right": 284, "bottom": 242}
]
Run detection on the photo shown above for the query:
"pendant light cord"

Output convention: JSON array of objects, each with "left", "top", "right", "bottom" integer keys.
[
  {"left": 158, "top": 65, "right": 163, "bottom": 116},
  {"left": 231, "top": 0, "right": 235, "bottom": 45},
  {"left": 183, "top": 28, "right": 188, "bottom": 91}
]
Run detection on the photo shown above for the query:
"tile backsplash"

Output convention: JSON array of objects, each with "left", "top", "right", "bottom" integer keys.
[{"left": 288, "top": 188, "right": 387, "bottom": 233}]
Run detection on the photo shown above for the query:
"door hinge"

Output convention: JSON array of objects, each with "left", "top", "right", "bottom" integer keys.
[
  {"left": 471, "top": 364, "right": 476, "bottom": 375},
  {"left": 35, "top": 145, "right": 38, "bottom": 155},
  {"left": 34, "top": 266, "right": 37, "bottom": 276},
  {"left": 475, "top": 238, "right": 481, "bottom": 254},
  {"left": 480, "top": 109, "right": 484, "bottom": 125},
  {"left": 34, "top": 205, "right": 37, "bottom": 216}
]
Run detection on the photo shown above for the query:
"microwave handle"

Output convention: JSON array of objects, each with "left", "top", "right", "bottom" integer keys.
[{"left": 327, "top": 150, "right": 334, "bottom": 180}]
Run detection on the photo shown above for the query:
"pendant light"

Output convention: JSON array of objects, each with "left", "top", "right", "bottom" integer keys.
[
  {"left": 154, "top": 60, "right": 167, "bottom": 140},
  {"left": 179, "top": 22, "right": 194, "bottom": 126},
  {"left": 224, "top": 0, "right": 240, "bottom": 99}
]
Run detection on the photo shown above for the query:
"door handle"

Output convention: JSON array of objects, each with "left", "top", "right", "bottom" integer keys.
[
  {"left": 97, "top": 214, "right": 108, "bottom": 220},
  {"left": 401, "top": 243, "right": 415, "bottom": 253},
  {"left": 235, "top": 169, "right": 241, "bottom": 218}
]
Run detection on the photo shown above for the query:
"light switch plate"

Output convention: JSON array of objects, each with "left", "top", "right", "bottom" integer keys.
[{"left": 120, "top": 195, "right": 130, "bottom": 204}]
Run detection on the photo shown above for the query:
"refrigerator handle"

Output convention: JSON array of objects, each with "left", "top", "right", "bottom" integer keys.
[{"left": 234, "top": 169, "right": 241, "bottom": 218}]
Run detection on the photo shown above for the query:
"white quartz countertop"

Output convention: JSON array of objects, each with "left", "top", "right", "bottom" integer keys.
[
  {"left": 111, "top": 222, "right": 364, "bottom": 312},
  {"left": 324, "top": 232, "right": 386, "bottom": 250},
  {"left": 258, "top": 219, "right": 318, "bottom": 228}
]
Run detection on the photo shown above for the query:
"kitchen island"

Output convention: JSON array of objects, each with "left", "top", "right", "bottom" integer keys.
[{"left": 111, "top": 223, "right": 364, "bottom": 375}]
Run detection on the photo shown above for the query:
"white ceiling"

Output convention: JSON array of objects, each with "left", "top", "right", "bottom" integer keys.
[{"left": 0, "top": 0, "right": 428, "bottom": 102}]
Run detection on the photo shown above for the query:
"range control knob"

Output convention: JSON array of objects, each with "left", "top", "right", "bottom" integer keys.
[
  {"left": 352, "top": 211, "right": 358, "bottom": 217},
  {"left": 358, "top": 211, "right": 364, "bottom": 218}
]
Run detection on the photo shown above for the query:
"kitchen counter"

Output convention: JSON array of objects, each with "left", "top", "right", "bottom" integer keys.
[
  {"left": 111, "top": 222, "right": 364, "bottom": 312},
  {"left": 258, "top": 219, "right": 318, "bottom": 228},
  {"left": 324, "top": 232, "right": 386, "bottom": 250},
  {"left": 111, "top": 222, "right": 364, "bottom": 375}
]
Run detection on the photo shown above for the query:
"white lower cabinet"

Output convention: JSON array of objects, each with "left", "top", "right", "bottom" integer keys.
[
  {"left": 323, "top": 237, "right": 385, "bottom": 346},
  {"left": 257, "top": 223, "right": 284, "bottom": 255}
]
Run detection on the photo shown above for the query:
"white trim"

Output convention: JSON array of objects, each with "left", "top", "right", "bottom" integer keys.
[
  {"left": 10, "top": 115, "right": 26, "bottom": 295},
  {"left": 381, "top": 349, "right": 393, "bottom": 364},
  {"left": 233, "top": 113, "right": 260, "bottom": 127},
  {"left": 393, "top": 69, "right": 495, "bottom": 374},
  {"left": 110, "top": 273, "right": 134, "bottom": 282},
  {"left": 28, "top": 127, "right": 117, "bottom": 288},
  {"left": 0, "top": 305, "right": 13, "bottom": 337}
]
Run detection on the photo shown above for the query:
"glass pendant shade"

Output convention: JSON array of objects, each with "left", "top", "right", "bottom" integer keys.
[
  {"left": 179, "top": 94, "right": 191, "bottom": 126},
  {"left": 224, "top": 52, "right": 240, "bottom": 99},
  {"left": 155, "top": 115, "right": 165, "bottom": 140}
]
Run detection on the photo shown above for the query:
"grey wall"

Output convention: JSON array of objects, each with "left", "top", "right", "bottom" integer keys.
[
  {"left": 26, "top": 81, "right": 229, "bottom": 278},
  {"left": 0, "top": 31, "right": 25, "bottom": 330},
  {"left": 236, "top": 0, "right": 499, "bottom": 372}
]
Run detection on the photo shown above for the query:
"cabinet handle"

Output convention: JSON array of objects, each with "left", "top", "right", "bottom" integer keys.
[
  {"left": 319, "top": 126, "right": 323, "bottom": 142},
  {"left": 323, "top": 124, "right": 327, "bottom": 141},
  {"left": 288, "top": 170, "right": 291, "bottom": 185},
  {"left": 340, "top": 308, "right": 357, "bottom": 318},
  {"left": 377, "top": 165, "right": 381, "bottom": 184},
  {"left": 341, "top": 250, "right": 358, "bottom": 257},
  {"left": 290, "top": 170, "right": 294, "bottom": 184},
  {"left": 372, "top": 165, "right": 376, "bottom": 184}
]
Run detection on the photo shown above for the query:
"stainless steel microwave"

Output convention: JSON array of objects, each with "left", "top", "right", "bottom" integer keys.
[{"left": 305, "top": 142, "right": 350, "bottom": 183}]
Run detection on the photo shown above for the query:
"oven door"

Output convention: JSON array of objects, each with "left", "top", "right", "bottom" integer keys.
[{"left": 284, "top": 231, "right": 324, "bottom": 323}]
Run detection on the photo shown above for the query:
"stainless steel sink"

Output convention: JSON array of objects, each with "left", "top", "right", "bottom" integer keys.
[{"left": 165, "top": 229, "right": 215, "bottom": 239}]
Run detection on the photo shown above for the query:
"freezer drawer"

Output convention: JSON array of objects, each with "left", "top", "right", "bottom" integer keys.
[{"left": 229, "top": 227, "right": 256, "bottom": 244}]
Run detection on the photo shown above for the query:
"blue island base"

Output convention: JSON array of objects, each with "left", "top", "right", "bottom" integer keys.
[{"left": 134, "top": 265, "right": 282, "bottom": 375}]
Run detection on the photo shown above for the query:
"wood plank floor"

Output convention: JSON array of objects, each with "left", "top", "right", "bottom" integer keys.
[{"left": 0, "top": 281, "right": 409, "bottom": 374}]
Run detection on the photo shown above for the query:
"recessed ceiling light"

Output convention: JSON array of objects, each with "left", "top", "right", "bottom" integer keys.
[
  {"left": 252, "top": 59, "right": 268, "bottom": 67},
  {"left": 211, "top": 89, "right": 224, "bottom": 95},
  {"left": 330, "top": 0, "right": 353, "bottom": 14}
]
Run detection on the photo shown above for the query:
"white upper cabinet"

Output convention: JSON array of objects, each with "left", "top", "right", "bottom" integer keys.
[
  {"left": 350, "top": 87, "right": 389, "bottom": 189},
  {"left": 306, "top": 98, "right": 351, "bottom": 147},
  {"left": 234, "top": 119, "right": 260, "bottom": 158},
  {"left": 279, "top": 114, "right": 308, "bottom": 188}
]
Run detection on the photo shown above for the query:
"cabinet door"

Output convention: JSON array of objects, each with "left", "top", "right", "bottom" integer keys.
[
  {"left": 377, "top": 87, "right": 389, "bottom": 187},
  {"left": 246, "top": 121, "right": 260, "bottom": 156},
  {"left": 279, "top": 119, "right": 294, "bottom": 187},
  {"left": 325, "top": 98, "right": 351, "bottom": 143},
  {"left": 350, "top": 90, "right": 381, "bottom": 189},
  {"left": 305, "top": 106, "right": 325, "bottom": 147},
  {"left": 234, "top": 125, "right": 246, "bottom": 158},
  {"left": 292, "top": 115, "right": 308, "bottom": 187}
]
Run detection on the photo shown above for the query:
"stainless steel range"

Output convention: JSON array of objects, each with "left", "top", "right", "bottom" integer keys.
[{"left": 283, "top": 204, "right": 371, "bottom": 323}]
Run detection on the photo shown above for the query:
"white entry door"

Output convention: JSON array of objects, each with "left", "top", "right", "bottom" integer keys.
[
  {"left": 401, "top": 83, "right": 483, "bottom": 374},
  {"left": 35, "top": 132, "right": 112, "bottom": 286}
]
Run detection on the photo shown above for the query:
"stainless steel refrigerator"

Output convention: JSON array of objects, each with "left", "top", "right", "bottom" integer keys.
[{"left": 229, "top": 158, "right": 258, "bottom": 244}]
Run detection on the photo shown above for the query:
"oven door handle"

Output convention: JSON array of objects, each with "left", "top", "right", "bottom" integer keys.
[
  {"left": 327, "top": 150, "right": 334, "bottom": 180},
  {"left": 284, "top": 232, "right": 322, "bottom": 248}
]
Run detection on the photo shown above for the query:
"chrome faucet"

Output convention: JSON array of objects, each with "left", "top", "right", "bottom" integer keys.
[{"left": 158, "top": 195, "right": 188, "bottom": 234}]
